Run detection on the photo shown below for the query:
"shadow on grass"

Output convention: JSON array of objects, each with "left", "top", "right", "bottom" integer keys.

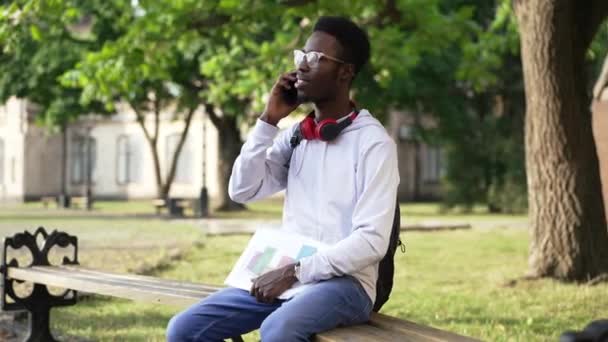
[
  {"left": 51, "top": 296, "right": 258, "bottom": 341},
  {"left": 52, "top": 297, "right": 174, "bottom": 341}
]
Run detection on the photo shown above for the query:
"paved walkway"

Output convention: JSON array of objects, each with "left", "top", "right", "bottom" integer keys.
[
  {"left": 191, "top": 218, "right": 527, "bottom": 235},
  {"left": 199, "top": 218, "right": 281, "bottom": 235}
]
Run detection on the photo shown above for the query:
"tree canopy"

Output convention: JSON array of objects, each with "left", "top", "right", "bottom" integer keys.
[{"left": 3, "top": 0, "right": 606, "bottom": 213}]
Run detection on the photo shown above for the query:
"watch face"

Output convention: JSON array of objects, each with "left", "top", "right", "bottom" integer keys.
[{"left": 294, "top": 264, "right": 301, "bottom": 279}]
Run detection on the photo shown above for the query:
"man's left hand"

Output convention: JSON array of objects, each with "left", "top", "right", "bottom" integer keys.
[{"left": 250, "top": 263, "right": 298, "bottom": 303}]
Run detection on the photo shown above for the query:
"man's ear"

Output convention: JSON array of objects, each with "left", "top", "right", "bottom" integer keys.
[{"left": 339, "top": 64, "right": 355, "bottom": 83}]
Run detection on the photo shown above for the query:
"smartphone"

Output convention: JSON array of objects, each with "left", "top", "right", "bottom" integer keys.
[{"left": 281, "top": 79, "right": 298, "bottom": 105}]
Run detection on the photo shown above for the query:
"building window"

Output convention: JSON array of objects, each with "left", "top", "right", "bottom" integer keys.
[
  {"left": 0, "top": 138, "right": 4, "bottom": 185},
  {"left": 116, "top": 135, "right": 142, "bottom": 184},
  {"left": 398, "top": 125, "right": 413, "bottom": 141},
  {"left": 71, "top": 135, "right": 96, "bottom": 185},
  {"left": 165, "top": 133, "right": 192, "bottom": 184},
  {"left": 422, "top": 146, "right": 442, "bottom": 183}
]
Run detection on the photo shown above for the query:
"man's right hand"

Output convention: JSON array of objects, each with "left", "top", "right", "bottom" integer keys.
[{"left": 260, "top": 72, "right": 299, "bottom": 126}]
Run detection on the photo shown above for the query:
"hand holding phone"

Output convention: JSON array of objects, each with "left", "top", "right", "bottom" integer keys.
[
  {"left": 261, "top": 71, "right": 300, "bottom": 126},
  {"left": 281, "top": 78, "right": 298, "bottom": 105}
]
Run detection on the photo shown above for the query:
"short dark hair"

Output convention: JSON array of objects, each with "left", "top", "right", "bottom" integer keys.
[{"left": 313, "top": 16, "right": 370, "bottom": 75}]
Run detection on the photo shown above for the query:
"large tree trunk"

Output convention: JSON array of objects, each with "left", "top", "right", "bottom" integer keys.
[
  {"left": 593, "top": 55, "right": 608, "bottom": 220},
  {"left": 205, "top": 105, "right": 245, "bottom": 211},
  {"left": 514, "top": 0, "right": 608, "bottom": 280},
  {"left": 593, "top": 100, "right": 608, "bottom": 222}
]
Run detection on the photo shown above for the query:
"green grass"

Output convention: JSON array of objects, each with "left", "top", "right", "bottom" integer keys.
[
  {"left": 1, "top": 198, "right": 286, "bottom": 219},
  {"left": 213, "top": 199, "right": 529, "bottom": 226},
  {"left": 1, "top": 200, "right": 596, "bottom": 341},
  {"left": 226, "top": 199, "right": 529, "bottom": 228},
  {"left": 399, "top": 202, "right": 528, "bottom": 228},
  {"left": 48, "top": 229, "right": 607, "bottom": 342},
  {"left": 0, "top": 209, "right": 203, "bottom": 272},
  {"left": 1, "top": 198, "right": 529, "bottom": 226}
]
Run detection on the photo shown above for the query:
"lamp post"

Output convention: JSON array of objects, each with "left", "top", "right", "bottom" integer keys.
[
  {"left": 85, "top": 114, "right": 95, "bottom": 210},
  {"left": 199, "top": 112, "right": 209, "bottom": 218},
  {"left": 58, "top": 122, "right": 70, "bottom": 208},
  {"left": 84, "top": 120, "right": 93, "bottom": 211}
]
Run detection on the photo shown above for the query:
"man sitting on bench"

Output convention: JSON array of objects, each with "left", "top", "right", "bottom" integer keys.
[{"left": 167, "top": 16, "right": 399, "bottom": 342}]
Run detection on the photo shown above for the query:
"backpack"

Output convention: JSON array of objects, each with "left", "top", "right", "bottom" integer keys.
[{"left": 373, "top": 197, "right": 404, "bottom": 312}]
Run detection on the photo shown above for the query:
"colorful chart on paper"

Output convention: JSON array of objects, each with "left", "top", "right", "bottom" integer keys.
[
  {"left": 245, "top": 244, "right": 318, "bottom": 276},
  {"left": 224, "top": 228, "right": 327, "bottom": 299}
]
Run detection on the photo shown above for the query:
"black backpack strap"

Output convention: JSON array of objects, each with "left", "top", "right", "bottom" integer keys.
[{"left": 373, "top": 196, "right": 403, "bottom": 312}]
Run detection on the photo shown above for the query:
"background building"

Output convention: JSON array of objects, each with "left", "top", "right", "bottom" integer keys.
[
  {"left": 0, "top": 97, "right": 220, "bottom": 202},
  {"left": 0, "top": 97, "right": 445, "bottom": 203},
  {"left": 0, "top": 97, "right": 63, "bottom": 202},
  {"left": 388, "top": 111, "right": 444, "bottom": 201}
]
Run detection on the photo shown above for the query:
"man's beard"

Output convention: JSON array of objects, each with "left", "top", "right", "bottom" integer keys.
[
  {"left": 297, "top": 91, "right": 331, "bottom": 105},
  {"left": 296, "top": 91, "right": 312, "bottom": 104}
]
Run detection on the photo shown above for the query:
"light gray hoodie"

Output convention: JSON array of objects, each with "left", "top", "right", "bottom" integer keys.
[{"left": 228, "top": 109, "right": 400, "bottom": 303}]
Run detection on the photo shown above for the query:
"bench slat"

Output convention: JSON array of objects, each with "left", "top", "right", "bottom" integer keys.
[
  {"left": 25, "top": 266, "right": 217, "bottom": 298},
  {"left": 315, "top": 314, "right": 480, "bottom": 342},
  {"left": 368, "top": 313, "right": 481, "bottom": 342},
  {"left": 315, "top": 323, "right": 410, "bottom": 342},
  {"left": 58, "top": 266, "right": 223, "bottom": 293},
  {"left": 8, "top": 266, "right": 213, "bottom": 307}
]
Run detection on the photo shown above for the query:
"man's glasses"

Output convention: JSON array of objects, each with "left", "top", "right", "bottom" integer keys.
[{"left": 293, "top": 50, "right": 346, "bottom": 68}]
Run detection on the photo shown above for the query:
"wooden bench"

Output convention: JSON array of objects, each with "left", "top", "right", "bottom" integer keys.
[
  {"left": 70, "top": 196, "right": 90, "bottom": 209},
  {"left": 169, "top": 198, "right": 198, "bottom": 217},
  {"left": 174, "top": 199, "right": 193, "bottom": 215},
  {"left": 152, "top": 198, "right": 167, "bottom": 215},
  {"left": 153, "top": 198, "right": 196, "bottom": 217},
  {"left": 0, "top": 228, "right": 480, "bottom": 342},
  {"left": 40, "top": 196, "right": 57, "bottom": 209}
]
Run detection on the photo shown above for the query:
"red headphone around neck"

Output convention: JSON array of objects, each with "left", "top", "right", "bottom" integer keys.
[{"left": 290, "top": 106, "right": 359, "bottom": 148}]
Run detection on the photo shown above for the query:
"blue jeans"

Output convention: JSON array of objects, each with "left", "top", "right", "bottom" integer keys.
[{"left": 166, "top": 276, "right": 372, "bottom": 342}]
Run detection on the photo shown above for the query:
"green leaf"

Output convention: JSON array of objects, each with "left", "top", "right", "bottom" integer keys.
[
  {"left": 30, "top": 25, "right": 42, "bottom": 41},
  {"left": 219, "top": 0, "right": 240, "bottom": 10}
]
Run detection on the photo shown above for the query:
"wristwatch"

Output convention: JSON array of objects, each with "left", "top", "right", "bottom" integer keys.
[{"left": 293, "top": 262, "right": 301, "bottom": 281}]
